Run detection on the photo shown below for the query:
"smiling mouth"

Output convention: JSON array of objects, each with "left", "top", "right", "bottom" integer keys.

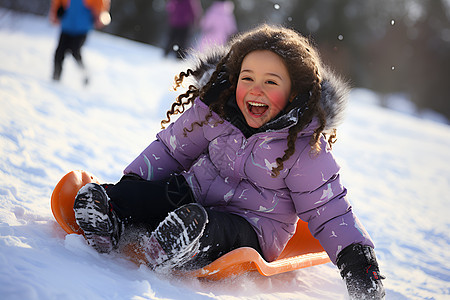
[{"left": 247, "top": 101, "right": 268, "bottom": 117}]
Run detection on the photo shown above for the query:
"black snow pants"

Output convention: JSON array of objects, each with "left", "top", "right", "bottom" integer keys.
[
  {"left": 102, "top": 173, "right": 263, "bottom": 269},
  {"left": 53, "top": 32, "right": 87, "bottom": 80}
]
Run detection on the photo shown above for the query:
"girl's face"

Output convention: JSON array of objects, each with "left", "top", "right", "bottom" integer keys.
[{"left": 236, "top": 50, "right": 292, "bottom": 128}]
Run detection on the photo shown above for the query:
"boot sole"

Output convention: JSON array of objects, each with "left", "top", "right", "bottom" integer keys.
[
  {"left": 74, "top": 183, "right": 115, "bottom": 252},
  {"left": 149, "top": 203, "right": 208, "bottom": 268}
]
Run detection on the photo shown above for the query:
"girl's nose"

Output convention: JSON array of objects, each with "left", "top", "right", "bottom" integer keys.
[{"left": 250, "top": 84, "right": 263, "bottom": 95}]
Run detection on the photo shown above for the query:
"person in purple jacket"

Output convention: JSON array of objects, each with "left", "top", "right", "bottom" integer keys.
[
  {"left": 74, "top": 24, "right": 385, "bottom": 299},
  {"left": 196, "top": 0, "right": 237, "bottom": 52},
  {"left": 163, "top": 0, "right": 202, "bottom": 59}
]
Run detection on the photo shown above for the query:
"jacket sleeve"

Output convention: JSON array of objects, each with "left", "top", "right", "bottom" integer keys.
[
  {"left": 285, "top": 141, "right": 374, "bottom": 264},
  {"left": 84, "top": 0, "right": 110, "bottom": 22},
  {"left": 123, "top": 99, "right": 214, "bottom": 180},
  {"left": 49, "top": 0, "right": 64, "bottom": 23},
  {"left": 123, "top": 139, "right": 184, "bottom": 181}
]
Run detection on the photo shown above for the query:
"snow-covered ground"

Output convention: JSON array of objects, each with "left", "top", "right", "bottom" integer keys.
[{"left": 1, "top": 10, "right": 449, "bottom": 300}]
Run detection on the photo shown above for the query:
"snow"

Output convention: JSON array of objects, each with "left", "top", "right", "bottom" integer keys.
[{"left": 1, "top": 9, "right": 449, "bottom": 299}]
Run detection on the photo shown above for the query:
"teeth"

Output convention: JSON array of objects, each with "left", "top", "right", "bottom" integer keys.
[{"left": 248, "top": 101, "right": 268, "bottom": 107}]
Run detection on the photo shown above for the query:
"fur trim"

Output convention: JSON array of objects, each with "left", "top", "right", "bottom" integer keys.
[
  {"left": 321, "top": 67, "right": 350, "bottom": 131},
  {"left": 187, "top": 46, "right": 229, "bottom": 88}
]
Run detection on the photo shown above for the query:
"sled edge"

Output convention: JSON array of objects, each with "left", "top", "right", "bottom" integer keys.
[
  {"left": 187, "top": 247, "right": 330, "bottom": 280},
  {"left": 51, "top": 170, "right": 99, "bottom": 234}
]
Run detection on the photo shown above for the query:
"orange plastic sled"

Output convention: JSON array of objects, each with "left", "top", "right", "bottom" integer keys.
[{"left": 51, "top": 170, "right": 331, "bottom": 280}]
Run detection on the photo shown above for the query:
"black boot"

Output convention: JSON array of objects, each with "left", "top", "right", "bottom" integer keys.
[
  {"left": 74, "top": 183, "right": 123, "bottom": 253},
  {"left": 143, "top": 203, "right": 208, "bottom": 270},
  {"left": 52, "top": 65, "right": 62, "bottom": 81}
]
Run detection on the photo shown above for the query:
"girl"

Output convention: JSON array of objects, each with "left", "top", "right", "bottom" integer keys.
[{"left": 74, "top": 24, "right": 385, "bottom": 299}]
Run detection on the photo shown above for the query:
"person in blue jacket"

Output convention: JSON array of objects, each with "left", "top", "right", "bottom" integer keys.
[{"left": 49, "top": 0, "right": 110, "bottom": 85}]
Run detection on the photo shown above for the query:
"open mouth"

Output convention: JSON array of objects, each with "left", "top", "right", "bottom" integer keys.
[{"left": 247, "top": 101, "right": 268, "bottom": 117}]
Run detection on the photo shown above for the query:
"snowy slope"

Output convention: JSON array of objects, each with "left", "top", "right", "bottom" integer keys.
[{"left": 0, "top": 10, "right": 449, "bottom": 300}]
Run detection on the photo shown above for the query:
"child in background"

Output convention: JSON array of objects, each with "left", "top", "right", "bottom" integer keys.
[
  {"left": 49, "top": 0, "right": 110, "bottom": 84},
  {"left": 163, "top": 0, "right": 202, "bottom": 59},
  {"left": 74, "top": 24, "right": 385, "bottom": 299},
  {"left": 196, "top": 0, "right": 237, "bottom": 51}
]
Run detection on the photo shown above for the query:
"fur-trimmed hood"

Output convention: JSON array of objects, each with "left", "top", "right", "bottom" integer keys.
[{"left": 186, "top": 47, "right": 350, "bottom": 133}]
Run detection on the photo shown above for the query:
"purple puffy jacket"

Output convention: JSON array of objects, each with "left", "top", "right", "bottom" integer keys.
[
  {"left": 124, "top": 53, "right": 374, "bottom": 263},
  {"left": 197, "top": 1, "right": 237, "bottom": 51},
  {"left": 166, "top": 0, "right": 201, "bottom": 28}
]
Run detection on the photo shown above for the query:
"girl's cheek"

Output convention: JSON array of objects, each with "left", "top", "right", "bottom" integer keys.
[
  {"left": 236, "top": 84, "right": 246, "bottom": 102},
  {"left": 268, "top": 91, "right": 289, "bottom": 112},
  {"left": 235, "top": 84, "right": 247, "bottom": 111}
]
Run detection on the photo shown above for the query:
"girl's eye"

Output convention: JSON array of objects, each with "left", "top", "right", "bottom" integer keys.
[
  {"left": 241, "top": 76, "right": 253, "bottom": 81},
  {"left": 266, "top": 80, "right": 278, "bottom": 85}
]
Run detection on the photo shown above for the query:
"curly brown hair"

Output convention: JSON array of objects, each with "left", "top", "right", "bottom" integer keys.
[{"left": 162, "top": 24, "right": 331, "bottom": 177}]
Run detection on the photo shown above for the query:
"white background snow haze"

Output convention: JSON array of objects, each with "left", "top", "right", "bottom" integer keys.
[{"left": 0, "top": 10, "right": 449, "bottom": 300}]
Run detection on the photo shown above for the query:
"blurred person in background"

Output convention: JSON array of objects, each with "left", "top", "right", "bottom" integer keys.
[
  {"left": 164, "top": 0, "right": 202, "bottom": 59},
  {"left": 49, "top": 0, "right": 110, "bottom": 85},
  {"left": 196, "top": 0, "right": 237, "bottom": 52}
]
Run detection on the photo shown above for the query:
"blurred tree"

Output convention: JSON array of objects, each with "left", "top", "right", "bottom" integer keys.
[
  {"left": 0, "top": 0, "right": 49, "bottom": 15},
  {"left": 405, "top": 0, "right": 450, "bottom": 115},
  {"left": 101, "top": 0, "right": 168, "bottom": 48},
  {"left": 287, "top": 0, "right": 450, "bottom": 119}
]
